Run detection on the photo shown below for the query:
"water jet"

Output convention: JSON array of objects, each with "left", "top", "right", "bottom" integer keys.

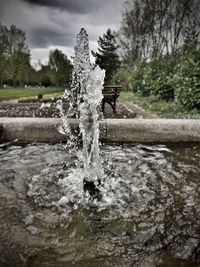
[{"left": 67, "top": 28, "right": 105, "bottom": 197}]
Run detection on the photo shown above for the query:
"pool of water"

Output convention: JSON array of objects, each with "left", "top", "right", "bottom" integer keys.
[{"left": 0, "top": 142, "right": 199, "bottom": 267}]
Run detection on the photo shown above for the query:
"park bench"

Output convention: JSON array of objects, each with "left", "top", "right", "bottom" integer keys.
[
  {"left": 36, "top": 86, "right": 122, "bottom": 114},
  {"left": 102, "top": 85, "right": 122, "bottom": 113}
]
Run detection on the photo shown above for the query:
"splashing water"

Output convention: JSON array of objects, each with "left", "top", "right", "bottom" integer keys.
[
  {"left": 74, "top": 28, "right": 105, "bottom": 184},
  {"left": 1, "top": 143, "right": 200, "bottom": 267},
  {"left": 59, "top": 28, "right": 105, "bottom": 187}
]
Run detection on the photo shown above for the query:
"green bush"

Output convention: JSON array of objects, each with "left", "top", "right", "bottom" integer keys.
[
  {"left": 129, "top": 51, "right": 200, "bottom": 109},
  {"left": 141, "top": 63, "right": 156, "bottom": 96},
  {"left": 173, "top": 51, "right": 200, "bottom": 110},
  {"left": 18, "top": 96, "right": 39, "bottom": 103},
  {"left": 142, "top": 57, "right": 176, "bottom": 100},
  {"left": 112, "top": 68, "right": 132, "bottom": 91},
  {"left": 130, "top": 57, "right": 176, "bottom": 100},
  {"left": 130, "top": 63, "right": 148, "bottom": 95},
  {"left": 151, "top": 57, "right": 176, "bottom": 100}
]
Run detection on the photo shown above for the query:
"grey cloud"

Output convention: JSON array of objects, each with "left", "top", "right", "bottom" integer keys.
[
  {"left": 22, "top": 0, "right": 98, "bottom": 14},
  {"left": 0, "top": 0, "right": 125, "bottom": 63},
  {"left": 29, "top": 27, "right": 74, "bottom": 48}
]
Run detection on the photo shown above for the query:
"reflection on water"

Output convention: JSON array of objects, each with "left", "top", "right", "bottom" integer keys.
[{"left": 0, "top": 143, "right": 199, "bottom": 267}]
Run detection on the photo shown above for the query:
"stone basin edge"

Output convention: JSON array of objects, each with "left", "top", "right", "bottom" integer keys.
[{"left": 0, "top": 117, "right": 200, "bottom": 143}]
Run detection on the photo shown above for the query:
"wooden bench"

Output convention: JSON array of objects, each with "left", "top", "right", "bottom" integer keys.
[{"left": 102, "top": 85, "right": 122, "bottom": 113}]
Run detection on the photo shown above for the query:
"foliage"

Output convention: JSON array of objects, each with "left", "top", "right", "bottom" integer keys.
[
  {"left": 92, "top": 28, "right": 120, "bottom": 85},
  {"left": 0, "top": 23, "right": 73, "bottom": 88},
  {"left": 0, "top": 23, "right": 8, "bottom": 87},
  {"left": 127, "top": 50, "right": 200, "bottom": 110},
  {"left": 42, "top": 92, "right": 62, "bottom": 100},
  {"left": 131, "top": 63, "right": 147, "bottom": 95},
  {"left": 18, "top": 92, "right": 62, "bottom": 103},
  {"left": 41, "top": 75, "right": 51, "bottom": 87},
  {"left": 112, "top": 68, "right": 132, "bottom": 91},
  {"left": 49, "top": 49, "right": 72, "bottom": 87},
  {"left": 130, "top": 57, "right": 176, "bottom": 100},
  {"left": 173, "top": 51, "right": 200, "bottom": 109},
  {"left": 4, "top": 24, "right": 30, "bottom": 87},
  {"left": 18, "top": 96, "right": 39, "bottom": 103},
  {"left": 120, "top": 0, "right": 200, "bottom": 67},
  {"left": 120, "top": 91, "right": 200, "bottom": 119},
  {"left": 35, "top": 64, "right": 51, "bottom": 87},
  {"left": 27, "top": 66, "right": 41, "bottom": 86},
  {"left": 143, "top": 57, "right": 176, "bottom": 100}
]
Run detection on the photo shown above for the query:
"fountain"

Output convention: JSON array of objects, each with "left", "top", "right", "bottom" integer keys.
[
  {"left": 72, "top": 28, "right": 105, "bottom": 196},
  {"left": 0, "top": 29, "right": 200, "bottom": 267},
  {"left": 55, "top": 28, "right": 105, "bottom": 198}
]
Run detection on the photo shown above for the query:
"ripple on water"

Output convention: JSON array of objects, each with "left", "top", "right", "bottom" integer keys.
[{"left": 0, "top": 143, "right": 199, "bottom": 267}]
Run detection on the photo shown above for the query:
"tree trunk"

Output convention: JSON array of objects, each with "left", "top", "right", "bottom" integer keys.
[
  {"left": 13, "top": 76, "right": 17, "bottom": 88},
  {"left": 0, "top": 73, "right": 3, "bottom": 88},
  {"left": 20, "top": 79, "right": 24, "bottom": 88}
]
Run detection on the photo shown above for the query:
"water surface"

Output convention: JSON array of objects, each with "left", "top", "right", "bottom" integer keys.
[{"left": 0, "top": 143, "right": 199, "bottom": 267}]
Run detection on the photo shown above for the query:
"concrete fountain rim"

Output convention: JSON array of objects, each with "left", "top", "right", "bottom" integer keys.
[{"left": 0, "top": 117, "right": 200, "bottom": 143}]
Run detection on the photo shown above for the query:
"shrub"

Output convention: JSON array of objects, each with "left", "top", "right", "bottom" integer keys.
[
  {"left": 152, "top": 57, "right": 176, "bottom": 100},
  {"left": 18, "top": 96, "right": 39, "bottom": 103},
  {"left": 112, "top": 68, "right": 132, "bottom": 91},
  {"left": 130, "top": 57, "right": 176, "bottom": 100},
  {"left": 142, "top": 57, "right": 176, "bottom": 100},
  {"left": 18, "top": 92, "right": 63, "bottom": 103},
  {"left": 173, "top": 51, "right": 200, "bottom": 110},
  {"left": 130, "top": 63, "right": 149, "bottom": 95},
  {"left": 42, "top": 92, "right": 62, "bottom": 100},
  {"left": 141, "top": 63, "right": 156, "bottom": 96}
]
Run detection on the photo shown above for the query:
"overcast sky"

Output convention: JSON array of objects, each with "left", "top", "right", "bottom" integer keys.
[{"left": 0, "top": 0, "right": 126, "bottom": 66}]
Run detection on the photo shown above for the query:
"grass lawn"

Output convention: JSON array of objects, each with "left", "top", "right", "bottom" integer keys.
[
  {"left": 0, "top": 87, "right": 64, "bottom": 101},
  {"left": 120, "top": 91, "right": 200, "bottom": 119}
]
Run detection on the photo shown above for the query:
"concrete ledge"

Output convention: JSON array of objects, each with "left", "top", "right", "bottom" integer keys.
[
  {"left": 0, "top": 122, "right": 2, "bottom": 139},
  {"left": 0, "top": 117, "right": 200, "bottom": 143},
  {"left": 0, "top": 118, "right": 77, "bottom": 142},
  {"left": 105, "top": 119, "right": 200, "bottom": 143}
]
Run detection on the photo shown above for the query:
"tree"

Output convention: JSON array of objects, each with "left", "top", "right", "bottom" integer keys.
[
  {"left": 37, "top": 64, "right": 51, "bottom": 87},
  {"left": 92, "top": 29, "right": 120, "bottom": 85},
  {"left": 0, "top": 24, "right": 9, "bottom": 87},
  {"left": 48, "top": 49, "right": 72, "bottom": 87},
  {"left": 17, "top": 52, "right": 31, "bottom": 87},
  {"left": 120, "top": 0, "right": 200, "bottom": 67},
  {"left": 5, "top": 24, "right": 30, "bottom": 87},
  {"left": 27, "top": 65, "right": 39, "bottom": 86}
]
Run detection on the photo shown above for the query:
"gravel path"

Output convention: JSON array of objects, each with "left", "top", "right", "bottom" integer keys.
[{"left": 0, "top": 99, "right": 156, "bottom": 119}]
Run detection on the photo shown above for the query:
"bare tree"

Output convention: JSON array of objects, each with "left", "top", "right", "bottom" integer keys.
[{"left": 119, "top": 0, "right": 200, "bottom": 66}]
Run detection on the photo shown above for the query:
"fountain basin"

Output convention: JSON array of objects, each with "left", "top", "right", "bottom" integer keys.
[
  {"left": 0, "top": 117, "right": 200, "bottom": 143},
  {"left": 0, "top": 142, "right": 200, "bottom": 267}
]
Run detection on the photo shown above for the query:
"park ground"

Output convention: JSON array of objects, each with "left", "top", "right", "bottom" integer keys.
[{"left": 0, "top": 87, "right": 200, "bottom": 119}]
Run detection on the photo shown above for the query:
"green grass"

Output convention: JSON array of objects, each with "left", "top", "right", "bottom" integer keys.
[
  {"left": 0, "top": 87, "right": 64, "bottom": 101},
  {"left": 120, "top": 91, "right": 200, "bottom": 119}
]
